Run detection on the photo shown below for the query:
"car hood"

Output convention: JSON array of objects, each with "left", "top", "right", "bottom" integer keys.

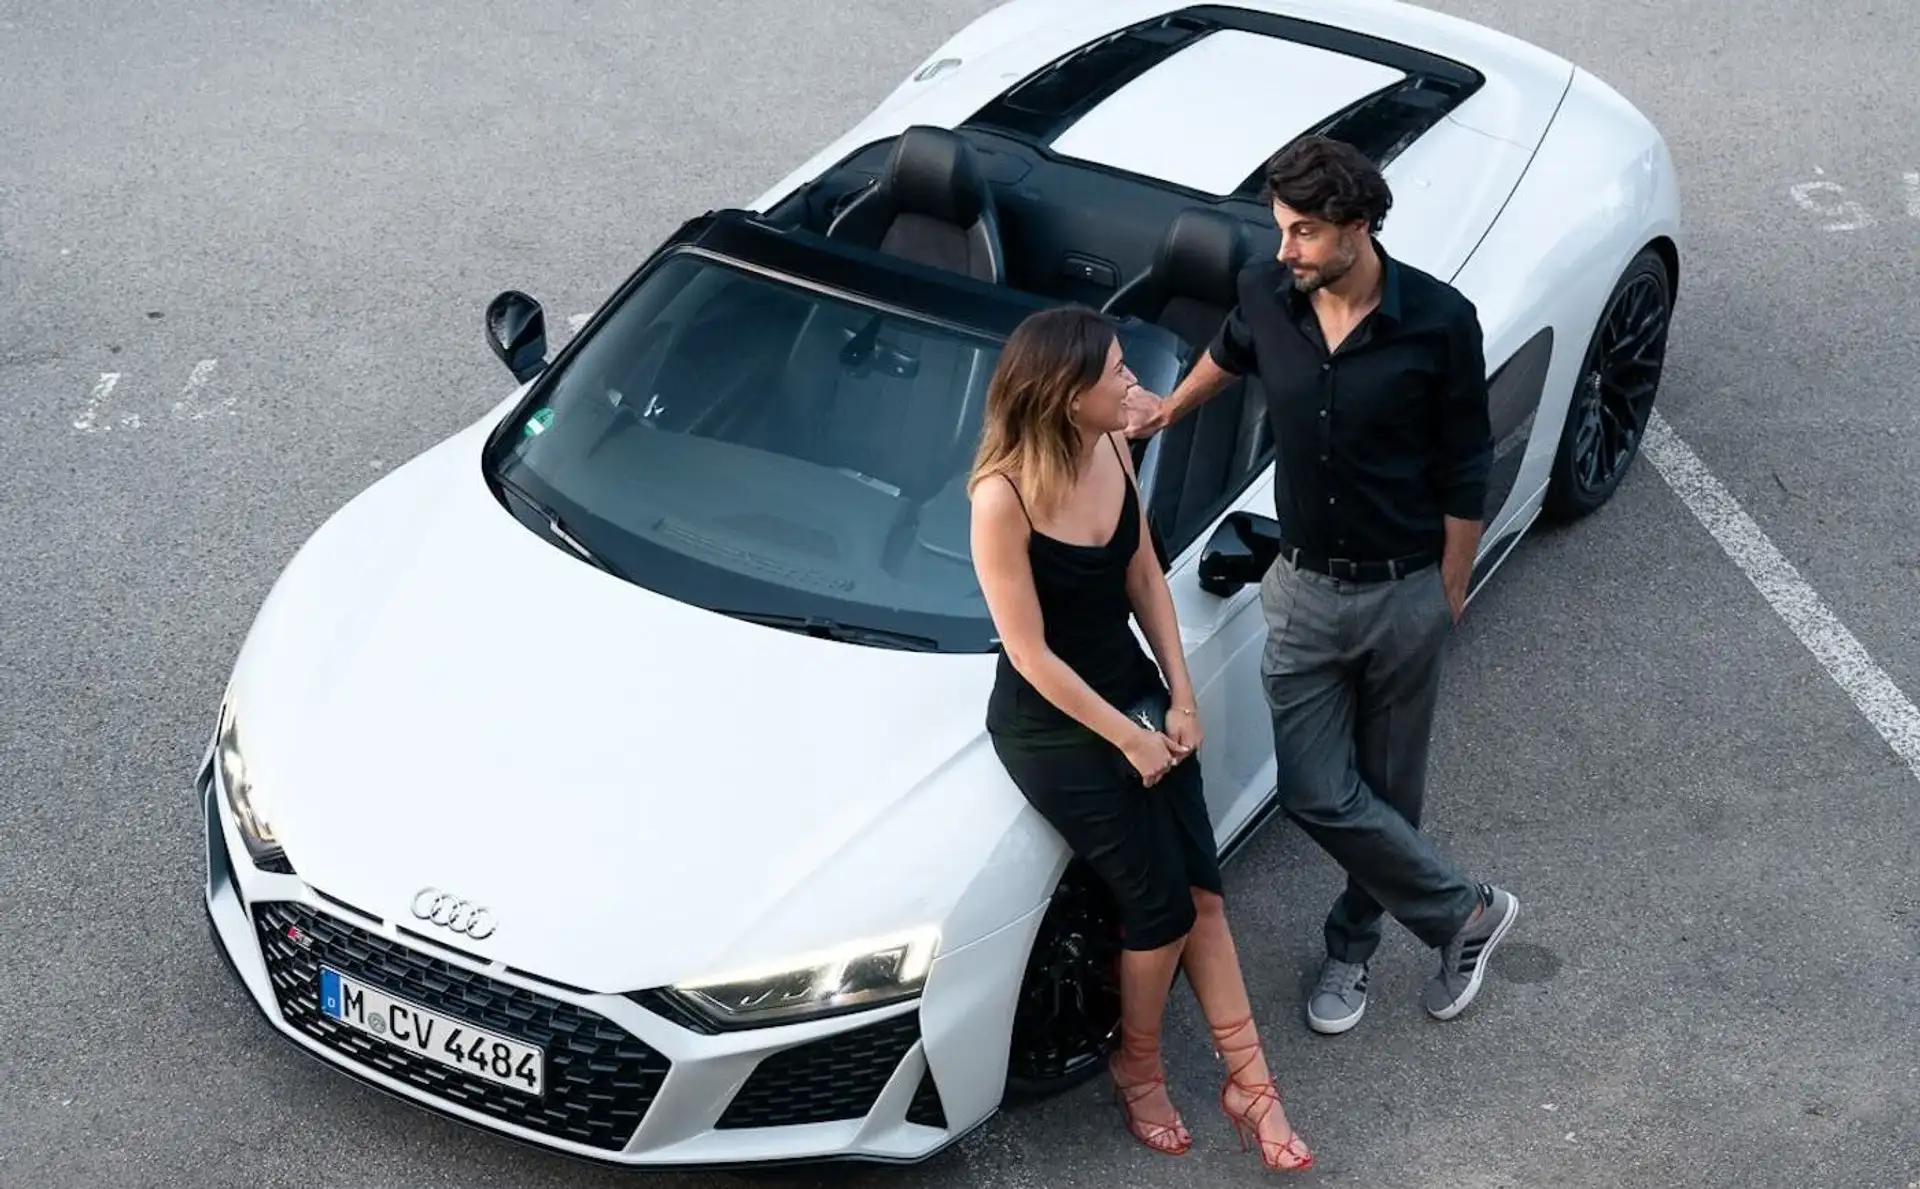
[{"left": 227, "top": 420, "right": 1010, "bottom": 994}]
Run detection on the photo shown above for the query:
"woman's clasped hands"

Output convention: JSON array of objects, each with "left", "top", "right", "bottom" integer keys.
[{"left": 1121, "top": 707, "right": 1203, "bottom": 787}]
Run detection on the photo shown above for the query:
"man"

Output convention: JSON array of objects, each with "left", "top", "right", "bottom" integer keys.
[{"left": 1127, "top": 135, "right": 1518, "bottom": 1035}]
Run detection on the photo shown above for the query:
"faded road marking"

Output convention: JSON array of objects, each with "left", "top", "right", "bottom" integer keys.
[
  {"left": 1787, "top": 179, "right": 1876, "bottom": 231},
  {"left": 1786, "top": 170, "right": 1920, "bottom": 229},
  {"left": 1644, "top": 410, "right": 1920, "bottom": 783},
  {"left": 73, "top": 373, "right": 121, "bottom": 432},
  {"left": 172, "top": 359, "right": 227, "bottom": 419}
]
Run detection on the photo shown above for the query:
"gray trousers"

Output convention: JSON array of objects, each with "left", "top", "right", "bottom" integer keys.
[{"left": 1259, "top": 554, "right": 1480, "bottom": 959}]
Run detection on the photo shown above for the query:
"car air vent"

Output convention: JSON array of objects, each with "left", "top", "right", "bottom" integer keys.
[
  {"left": 1311, "top": 76, "right": 1471, "bottom": 166},
  {"left": 1232, "top": 75, "right": 1477, "bottom": 198},
  {"left": 965, "top": 14, "right": 1212, "bottom": 140}
]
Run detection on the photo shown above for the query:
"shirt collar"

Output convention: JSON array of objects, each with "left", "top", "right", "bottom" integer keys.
[{"left": 1374, "top": 237, "right": 1404, "bottom": 323}]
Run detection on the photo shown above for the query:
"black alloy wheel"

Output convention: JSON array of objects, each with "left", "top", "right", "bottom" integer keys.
[
  {"left": 1545, "top": 247, "right": 1674, "bottom": 521},
  {"left": 1003, "top": 861, "right": 1122, "bottom": 1099}
]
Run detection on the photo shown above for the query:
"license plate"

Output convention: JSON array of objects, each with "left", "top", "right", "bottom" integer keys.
[{"left": 319, "top": 966, "right": 545, "bottom": 1096}]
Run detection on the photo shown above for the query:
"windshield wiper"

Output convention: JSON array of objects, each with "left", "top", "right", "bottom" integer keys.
[
  {"left": 490, "top": 472, "right": 632, "bottom": 582},
  {"left": 489, "top": 473, "right": 939, "bottom": 650},
  {"left": 715, "top": 610, "right": 940, "bottom": 652}
]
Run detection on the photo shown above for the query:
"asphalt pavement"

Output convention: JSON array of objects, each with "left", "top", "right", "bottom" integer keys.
[{"left": 2, "top": 0, "right": 1915, "bottom": 1186}]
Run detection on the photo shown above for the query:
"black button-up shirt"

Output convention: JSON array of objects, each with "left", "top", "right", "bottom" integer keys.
[{"left": 1207, "top": 240, "right": 1492, "bottom": 562}]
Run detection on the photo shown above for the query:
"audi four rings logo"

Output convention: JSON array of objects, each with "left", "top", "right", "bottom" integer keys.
[{"left": 410, "top": 888, "right": 497, "bottom": 939}]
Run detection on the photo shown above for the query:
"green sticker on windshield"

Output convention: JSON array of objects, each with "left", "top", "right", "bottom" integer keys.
[{"left": 523, "top": 407, "right": 554, "bottom": 437}]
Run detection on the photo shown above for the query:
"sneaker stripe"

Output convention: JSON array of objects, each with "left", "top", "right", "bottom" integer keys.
[{"left": 1425, "top": 890, "right": 1520, "bottom": 1021}]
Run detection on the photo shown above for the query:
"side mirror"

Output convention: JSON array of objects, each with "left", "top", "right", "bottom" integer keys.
[
  {"left": 1197, "top": 510, "right": 1283, "bottom": 597},
  {"left": 485, "top": 290, "right": 548, "bottom": 383}
]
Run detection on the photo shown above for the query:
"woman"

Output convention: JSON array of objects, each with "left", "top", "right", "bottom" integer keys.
[{"left": 967, "top": 306, "right": 1313, "bottom": 1171}]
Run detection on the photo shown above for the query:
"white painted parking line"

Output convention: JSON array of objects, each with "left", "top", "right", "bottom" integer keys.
[{"left": 1643, "top": 409, "right": 1920, "bottom": 783}]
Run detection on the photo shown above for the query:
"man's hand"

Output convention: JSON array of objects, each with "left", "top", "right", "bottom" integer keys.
[
  {"left": 1441, "top": 555, "right": 1469, "bottom": 623},
  {"left": 1123, "top": 353, "right": 1241, "bottom": 439},
  {"left": 1122, "top": 385, "right": 1169, "bottom": 439},
  {"left": 1440, "top": 515, "right": 1482, "bottom": 624}
]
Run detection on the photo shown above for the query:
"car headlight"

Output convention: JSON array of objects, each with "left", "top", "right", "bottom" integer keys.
[
  {"left": 667, "top": 927, "right": 939, "bottom": 1030},
  {"left": 216, "top": 699, "right": 283, "bottom": 868}
]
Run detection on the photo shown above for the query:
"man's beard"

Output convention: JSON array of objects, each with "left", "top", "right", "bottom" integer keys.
[{"left": 1289, "top": 238, "right": 1358, "bottom": 292}]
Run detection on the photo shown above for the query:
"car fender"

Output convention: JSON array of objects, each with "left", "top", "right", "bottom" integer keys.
[{"left": 1450, "top": 65, "right": 1682, "bottom": 518}]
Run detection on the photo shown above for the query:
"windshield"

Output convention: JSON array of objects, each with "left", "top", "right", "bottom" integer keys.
[{"left": 484, "top": 248, "right": 1188, "bottom": 652}]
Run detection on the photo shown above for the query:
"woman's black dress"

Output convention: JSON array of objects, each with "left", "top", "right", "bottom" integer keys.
[{"left": 984, "top": 441, "right": 1224, "bottom": 951}]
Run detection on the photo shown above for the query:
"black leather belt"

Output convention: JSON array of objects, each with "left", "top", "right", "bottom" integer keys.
[{"left": 1278, "top": 541, "right": 1435, "bottom": 582}]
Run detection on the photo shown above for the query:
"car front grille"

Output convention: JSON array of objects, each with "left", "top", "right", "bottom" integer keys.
[
  {"left": 716, "top": 1010, "right": 922, "bottom": 1129},
  {"left": 253, "top": 900, "right": 669, "bottom": 1152}
]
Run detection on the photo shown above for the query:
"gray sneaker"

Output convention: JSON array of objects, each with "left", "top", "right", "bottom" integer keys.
[
  {"left": 1422, "top": 884, "right": 1519, "bottom": 1020},
  {"left": 1306, "top": 958, "right": 1369, "bottom": 1035}
]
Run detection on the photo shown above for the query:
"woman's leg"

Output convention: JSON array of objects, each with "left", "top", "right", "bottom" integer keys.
[
  {"left": 988, "top": 730, "right": 1196, "bottom": 1153},
  {"left": 1180, "top": 889, "right": 1313, "bottom": 1168},
  {"left": 1101, "top": 820, "right": 1202, "bottom": 1154},
  {"left": 1151, "top": 755, "right": 1313, "bottom": 1168},
  {"left": 1110, "top": 933, "right": 1191, "bottom": 1151}
]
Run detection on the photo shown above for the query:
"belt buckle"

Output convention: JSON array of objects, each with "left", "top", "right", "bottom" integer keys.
[{"left": 1327, "top": 556, "right": 1358, "bottom": 580}]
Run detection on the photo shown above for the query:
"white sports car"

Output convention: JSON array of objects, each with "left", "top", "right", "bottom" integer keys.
[{"left": 201, "top": 0, "right": 1680, "bottom": 1171}]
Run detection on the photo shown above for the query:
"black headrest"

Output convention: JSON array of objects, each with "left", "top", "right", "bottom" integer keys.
[
  {"left": 880, "top": 126, "right": 992, "bottom": 226},
  {"left": 1155, "top": 208, "right": 1249, "bottom": 307}
]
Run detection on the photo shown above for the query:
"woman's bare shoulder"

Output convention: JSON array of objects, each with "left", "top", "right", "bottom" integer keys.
[{"left": 969, "top": 471, "right": 1025, "bottom": 519}]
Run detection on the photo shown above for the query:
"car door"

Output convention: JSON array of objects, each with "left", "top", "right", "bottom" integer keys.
[{"left": 1158, "top": 465, "right": 1280, "bottom": 849}]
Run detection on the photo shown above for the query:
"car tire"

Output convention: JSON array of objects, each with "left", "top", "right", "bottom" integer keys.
[
  {"left": 1543, "top": 246, "right": 1674, "bottom": 523},
  {"left": 1002, "top": 859, "right": 1123, "bottom": 1101}
]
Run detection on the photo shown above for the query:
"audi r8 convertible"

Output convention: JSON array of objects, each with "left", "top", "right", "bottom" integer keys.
[{"left": 200, "top": 0, "right": 1680, "bottom": 1171}]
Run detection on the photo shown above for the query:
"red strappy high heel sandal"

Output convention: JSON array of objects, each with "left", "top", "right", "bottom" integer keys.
[
  {"left": 1107, "top": 1026, "right": 1192, "bottom": 1156},
  {"left": 1210, "top": 1014, "right": 1314, "bottom": 1171}
]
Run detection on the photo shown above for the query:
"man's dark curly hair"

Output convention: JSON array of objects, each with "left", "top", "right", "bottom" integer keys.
[{"left": 1262, "top": 135, "right": 1393, "bottom": 233}]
